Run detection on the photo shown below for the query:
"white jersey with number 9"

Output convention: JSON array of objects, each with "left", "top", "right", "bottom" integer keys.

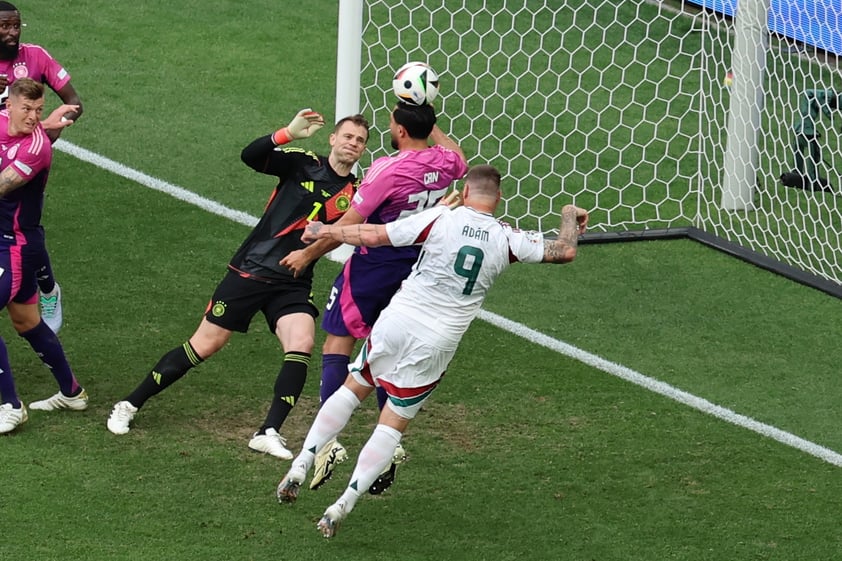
[{"left": 384, "top": 204, "right": 544, "bottom": 347}]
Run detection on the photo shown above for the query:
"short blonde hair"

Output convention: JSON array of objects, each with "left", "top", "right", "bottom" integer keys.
[{"left": 10, "top": 77, "right": 44, "bottom": 101}]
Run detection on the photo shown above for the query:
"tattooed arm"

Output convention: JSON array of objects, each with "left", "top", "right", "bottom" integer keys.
[
  {"left": 280, "top": 206, "right": 366, "bottom": 277},
  {"left": 302, "top": 220, "right": 391, "bottom": 248},
  {"left": 0, "top": 166, "right": 29, "bottom": 198},
  {"left": 542, "top": 204, "right": 589, "bottom": 264}
]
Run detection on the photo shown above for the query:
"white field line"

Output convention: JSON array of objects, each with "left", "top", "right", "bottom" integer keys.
[
  {"left": 55, "top": 140, "right": 259, "bottom": 229},
  {"left": 54, "top": 139, "right": 842, "bottom": 468},
  {"left": 479, "top": 310, "right": 842, "bottom": 468}
]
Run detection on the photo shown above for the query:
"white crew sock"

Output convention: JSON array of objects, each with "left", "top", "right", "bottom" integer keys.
[{"left": 336, "top": 423, "right": 402, "bottom": 514}]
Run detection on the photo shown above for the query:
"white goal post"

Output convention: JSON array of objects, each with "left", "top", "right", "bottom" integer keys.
[{"left": 335, "top": 0, "right": 842, "bottom": 297}]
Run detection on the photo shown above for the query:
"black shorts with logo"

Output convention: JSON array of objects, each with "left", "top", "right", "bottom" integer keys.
[{"left": 204, "top": 270, "right": 318, "bottom": 333}]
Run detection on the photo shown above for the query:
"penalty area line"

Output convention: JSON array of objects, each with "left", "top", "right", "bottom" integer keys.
[{"left": 55, "top": 139, "right": 842, "bottom": 468}]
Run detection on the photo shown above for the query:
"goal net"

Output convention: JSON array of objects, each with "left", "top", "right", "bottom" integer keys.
[{"left": 337, "top": 0, "right": 842, "bottom": 295}]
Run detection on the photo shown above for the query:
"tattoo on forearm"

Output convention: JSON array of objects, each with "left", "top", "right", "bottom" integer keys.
[
  {"left": 558, "top": 224, "right": 579, "bottom": 247},
  {"left": 545, "top": 239, "right": 571, "bottom": 261},
  {"left": 0, "top": 173, "right": 22, "bottom": 198},
  {"left": 544, "top": 210, "right": 580, "bottom": 262}
]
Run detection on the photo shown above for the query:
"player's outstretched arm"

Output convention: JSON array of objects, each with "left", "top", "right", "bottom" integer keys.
[
  {"left": 280, "top": 207, "right": 367, "bottom": 277},
  {"left": 302, "top": 221, "right": 391, "bottom": 248},
  {"left": 55, "top": 82, "right": 83, "bottom": 121},
  {"left": 242, "top": 108, "right": 325, "bottom": 174},
  {"left": 43, "top": 82, "right": 83, "bottom": 142},
  {"left": 542, "top": 204, "right": 588, "bottom": 264}
]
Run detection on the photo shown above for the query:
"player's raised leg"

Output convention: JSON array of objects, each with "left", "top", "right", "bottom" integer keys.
[
  {"left": 107, "top": 339, "right": 206, "bottom": 435},
  {"left": 278, "top": 383, "right": 367, "bottom": 503},
  {"left": 317, "top": 423, "right": 402, "bottom": 538}
]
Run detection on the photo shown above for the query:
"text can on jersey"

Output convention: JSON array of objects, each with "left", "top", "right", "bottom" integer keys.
[{"left": 392, "top": 61, "right": 440, "bottom": 106}]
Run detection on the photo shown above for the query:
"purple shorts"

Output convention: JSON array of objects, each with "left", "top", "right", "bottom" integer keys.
[
  {"left": 321, "top": 249, "right": 418, "bottom": 339},
  {"left": 0, "top": 244, "right": 39, "bottom": 307}
]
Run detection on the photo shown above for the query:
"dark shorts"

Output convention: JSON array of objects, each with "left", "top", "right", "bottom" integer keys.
[
  {"left": 205, "top": 270, "right": 318, "bottom": 333},
  {"left": 320, "top": 252, "right": 415, "bottom": 339},
  {"left": 0, "top": 245, "right": 39, "bottom": 307}
]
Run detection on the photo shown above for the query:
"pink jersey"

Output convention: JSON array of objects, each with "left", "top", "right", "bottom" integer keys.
[
  {"left": 0, "top": 43, "right": 71, "bottom": 103},
  {"left": 351, "top": 145, "right": 467, "bottom": 225},
  {"left": 321, "top": 144, "right": 466, "bottom": 339},
  {"left": 0, "top": 109, "right": 53, "bottom": 246}
]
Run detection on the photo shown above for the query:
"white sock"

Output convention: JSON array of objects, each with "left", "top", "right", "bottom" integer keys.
[
  {"left": 293, "top": 385, "right": 360, "bottom": 473},
  {"left": 337, "top": 423, "right": 402, "bottom": 514}
]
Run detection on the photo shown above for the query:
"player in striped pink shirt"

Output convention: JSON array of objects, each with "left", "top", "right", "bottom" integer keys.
[
  {"left": 0, "top": 2, "right": 84, "bottom": 334},
  {"left": 0, "top": 78, "right": 85, "bottom": 433}
]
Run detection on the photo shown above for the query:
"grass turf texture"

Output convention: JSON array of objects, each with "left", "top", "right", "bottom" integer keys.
[{"left": 1, "top": 0, "right": 841, "bottom": 559}]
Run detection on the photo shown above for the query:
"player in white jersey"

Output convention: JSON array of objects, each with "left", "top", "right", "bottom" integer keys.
[{"left": 276, "top": 164, "right": 589, "bottom": 538}]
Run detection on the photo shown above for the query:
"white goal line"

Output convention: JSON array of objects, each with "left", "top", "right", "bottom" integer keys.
[{"left": 54, "top": 138, "right": 842, "bottom": 469}]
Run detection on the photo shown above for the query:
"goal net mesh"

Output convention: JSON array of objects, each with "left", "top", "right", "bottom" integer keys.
[{"left": 356, "top": 0, "right": 842, "bottom": 288}]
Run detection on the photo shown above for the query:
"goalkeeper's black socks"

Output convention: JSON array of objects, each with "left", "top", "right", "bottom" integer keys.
[
  {"left": 125, "top": 342, "right": 203, "bottom": 408},
  {"left": 257, "top": 351, "right": 310, "bottom": 434}
]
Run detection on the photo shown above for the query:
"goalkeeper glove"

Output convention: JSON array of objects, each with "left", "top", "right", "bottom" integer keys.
[{"left": 273, "top": 109, "right": 325, "bottom": 145}]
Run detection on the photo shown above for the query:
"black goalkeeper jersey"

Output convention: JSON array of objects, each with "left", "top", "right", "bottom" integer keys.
[{"left": 229, "top": 135, "right": 358, "bottom": 283}]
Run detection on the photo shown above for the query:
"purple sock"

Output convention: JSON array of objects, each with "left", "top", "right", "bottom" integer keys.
[
  {"left": 376, "top": 386, "right": 388, "bottom": 411},
  {"left": 0, "top": 336, "right": 20, "bottom": 407},
  {"left": 320, "top": 353, "right": 350, "bottom": 405},
  {"left": 20, "top": 320, "right": 79, "bottom": 396}
]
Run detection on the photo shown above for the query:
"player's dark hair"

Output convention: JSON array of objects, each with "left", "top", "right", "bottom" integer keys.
[
  {"left": 335, "top": 113, "right": 370, "bottom": 142},
  {"left": 10, "top": 77, "right": 43, "bottom": 100},
  {"left": 393, "top": 102, "right": 436, "bottom": 139},
  {"left": 0, "top": 2, "right": 17, "bottom": 12}
]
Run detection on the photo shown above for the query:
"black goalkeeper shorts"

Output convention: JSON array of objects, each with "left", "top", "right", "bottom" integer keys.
[{"left": 203, "top": 270, "right": 318, "bottom": 333}]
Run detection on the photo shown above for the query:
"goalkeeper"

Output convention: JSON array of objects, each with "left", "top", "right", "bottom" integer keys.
[
  {"left": 106, "top": 109, "right": 370, "bottom": 464},
  {"left": 781, "top": 89, "right": 841, "bottom": 192}
]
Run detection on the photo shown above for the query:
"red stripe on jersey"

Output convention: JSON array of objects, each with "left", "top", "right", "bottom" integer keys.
[
  {"left": 274, "top": 215, "right": 308, "bottom": 238},
  {"left": 273, "top": 181, "right": 356, "bottom": 238},
  {"left": 323, "top": 182, "right": 355, "bottom": 223},
  {"left": 263, "top": 188, "right": 278, "bottom": 212},
  {"left": 413, "top": 216, "right": 440, "bottom": 244}
]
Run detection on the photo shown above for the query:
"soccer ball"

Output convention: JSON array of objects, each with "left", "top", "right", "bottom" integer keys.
[{"left": 392, "top": 62, "right": 440, "bottom": 106}]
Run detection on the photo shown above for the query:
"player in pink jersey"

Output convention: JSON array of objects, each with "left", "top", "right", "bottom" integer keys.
[
  {"left": 0, "top": 78, "right": 86, "bottom": 433},
  {"left": 277, "top": 164, "right": 589, "bottom": 537},
  {"left": 0, "top": 2, "right": 84, "bottom": 334},
  {"left": 281, "top": 102, "right": 467, "bottom": 492}
]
